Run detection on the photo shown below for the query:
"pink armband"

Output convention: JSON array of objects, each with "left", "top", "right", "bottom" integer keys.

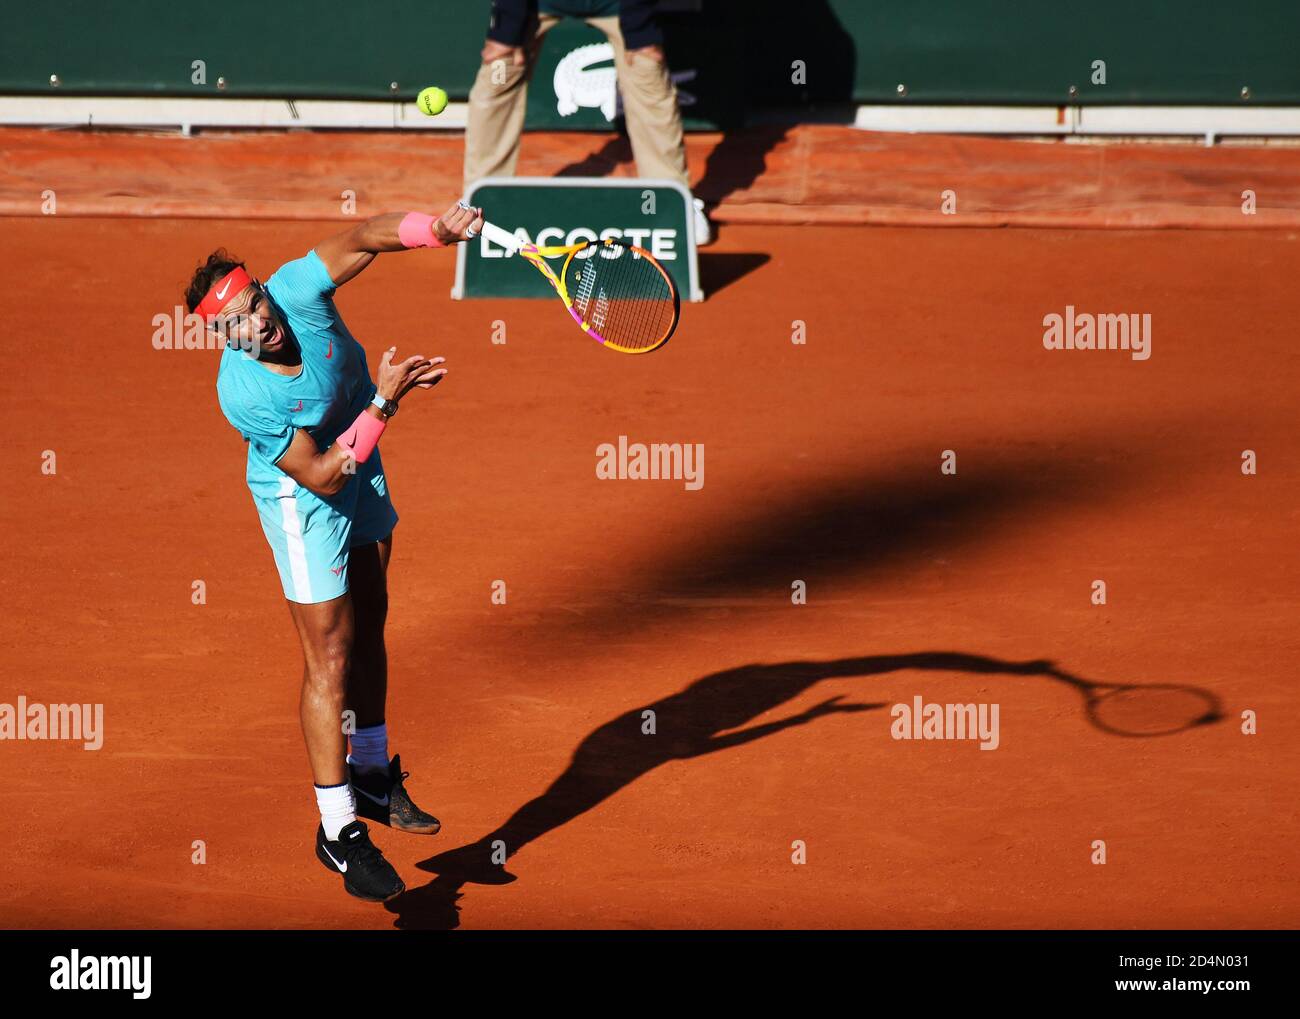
[
  {"left": 398, "top": 212, "right": 445, "bottom": 249},
  {"left": 337, "top": 408, "right": 387, "bottom": 464}
]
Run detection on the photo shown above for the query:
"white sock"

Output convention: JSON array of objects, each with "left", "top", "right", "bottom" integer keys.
[
  {"left": 348, "top": 722, "right": 390, "bottom": 773},
  {"left": 315, "top": 782, "right": 356, "bottom": 841}
]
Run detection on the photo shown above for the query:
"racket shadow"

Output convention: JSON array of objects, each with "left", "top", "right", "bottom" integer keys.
[
  {"left": 387, "top": 651, "right": 1222, "bottom": 929},
  {"left": 1040, "top": 665, "right": 1224, "bottom": 738}
]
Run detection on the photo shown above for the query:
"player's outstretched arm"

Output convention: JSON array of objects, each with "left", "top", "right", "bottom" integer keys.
[{"left": 314, "top": 203, "right": 485, "bottom": 286}]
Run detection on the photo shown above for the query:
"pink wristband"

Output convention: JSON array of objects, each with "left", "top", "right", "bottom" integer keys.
[
  {"left": 398, "top": 212, "right": 445, "bottom": 249},
  {"left": 337, "top": 407, "right": 387, "bottom": 464}
]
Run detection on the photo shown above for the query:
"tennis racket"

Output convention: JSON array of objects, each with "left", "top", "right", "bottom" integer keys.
[{"left": 472, "top": 218, "right": 680, "bottom": 354}]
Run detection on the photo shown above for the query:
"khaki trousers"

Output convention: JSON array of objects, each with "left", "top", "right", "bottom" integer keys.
[{"left": 464, "top": 14, "right": 688, "bottom": 190}]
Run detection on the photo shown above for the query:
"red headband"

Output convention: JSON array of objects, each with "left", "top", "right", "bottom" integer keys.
[{"left": 196, "top": 266, "right": 253, "bottom": 320}]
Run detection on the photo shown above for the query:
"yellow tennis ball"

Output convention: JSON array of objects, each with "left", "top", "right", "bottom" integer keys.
[{"left": 416, "top": 86, "right": 448, "bottom": 116}]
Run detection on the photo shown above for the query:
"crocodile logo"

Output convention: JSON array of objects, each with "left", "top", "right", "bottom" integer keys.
[
  {"left": 552, "top": 43, "right": 698, "bottom": 123},
  {"left": 553, "top": 43, "right": 619, "bottom": 121}
]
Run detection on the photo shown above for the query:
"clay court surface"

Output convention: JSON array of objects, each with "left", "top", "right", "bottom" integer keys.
[{"left": 2, "top": 129, "right": 1298, "bottom": 930}]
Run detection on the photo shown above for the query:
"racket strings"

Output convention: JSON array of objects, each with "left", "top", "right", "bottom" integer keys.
[{"left": 567, "top": 245, "right": 677, "bottom": 352}]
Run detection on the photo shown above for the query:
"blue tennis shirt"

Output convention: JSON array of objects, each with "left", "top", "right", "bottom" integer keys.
[{"left": 215, "top": 250, "right": 376, "bottom": 502}]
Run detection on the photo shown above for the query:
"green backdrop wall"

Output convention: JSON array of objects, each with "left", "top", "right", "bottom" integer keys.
[
  {"left": 2, "top": 0, "right": 1297, "bottom": 124},
  {"left": 752, "top": 0, "right": 1300, "bottom": 106}
]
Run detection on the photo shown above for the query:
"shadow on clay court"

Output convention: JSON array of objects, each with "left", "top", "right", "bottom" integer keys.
[
  {"left": 387, "top": 652, "right": 1221, "bottom": 930},
  {"left": 386, "top": 432, "right": 1219, "bottom": 927},
  {"left": 503, "top": 442, "right": 1154, "bottom": 648},
  {"left": 698, "top": 251, "right": 770, "bottom": 294},
  {"left": 550, "top": 124, "right": 794, "bottom": 250}
]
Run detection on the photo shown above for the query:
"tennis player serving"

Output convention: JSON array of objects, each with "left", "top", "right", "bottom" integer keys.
[{"left": 186, "top": 202, "right": 484, "bottom": 902}]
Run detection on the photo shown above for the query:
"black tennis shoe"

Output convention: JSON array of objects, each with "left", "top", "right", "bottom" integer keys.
[
  {"left": 348, "top": 754, "right": 442, "bottom": 835},
  {"left": 315, "top": 820, "right": 405, "bottom": 902}
]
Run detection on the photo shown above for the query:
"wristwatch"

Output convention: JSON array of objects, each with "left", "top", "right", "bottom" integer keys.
[{"left": 370, "top": 393, "right": 398, "bottom": 418}]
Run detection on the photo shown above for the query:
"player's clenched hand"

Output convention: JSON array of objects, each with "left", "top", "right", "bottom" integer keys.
[
  {"left": 376, "top": 348, "right": 446, "bottom": 403},
  {"left": 434, "top": 202, "right": 485, "bottom": 245}
]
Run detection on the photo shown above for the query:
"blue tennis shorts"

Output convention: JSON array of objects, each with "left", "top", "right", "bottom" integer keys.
[{"left": 252, "top": 449, "right": 398, "bottom": 604}]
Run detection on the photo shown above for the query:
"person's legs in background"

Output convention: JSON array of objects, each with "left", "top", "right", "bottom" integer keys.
[
  {"left": 589, "top": 15, "right": 710, "bottom": 245},
  {"left": 463, "top": 14, "right": 562, "bottom": 190}
]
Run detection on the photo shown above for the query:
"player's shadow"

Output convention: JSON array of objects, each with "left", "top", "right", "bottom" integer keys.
[{"left": 386, "top": 651, "right": 1222, "bottom": 930}]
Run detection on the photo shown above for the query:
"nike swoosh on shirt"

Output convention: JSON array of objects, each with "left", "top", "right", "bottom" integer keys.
[
  {"left": 325, "top": 338, "right": 333, "bottom": 359},
  {"left": 321, "top": 845, "right": 348, "bottom": 872},
  {"left": 354, "top": 787, "right": 390, "bottom": 808},
  {"left": 290, "top": 400, "right": 303, "bottom": 412}
]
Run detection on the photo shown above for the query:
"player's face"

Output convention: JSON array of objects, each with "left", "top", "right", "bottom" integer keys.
[{"left": 212, "top": 279, "right": 286, "bottom": 356}]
